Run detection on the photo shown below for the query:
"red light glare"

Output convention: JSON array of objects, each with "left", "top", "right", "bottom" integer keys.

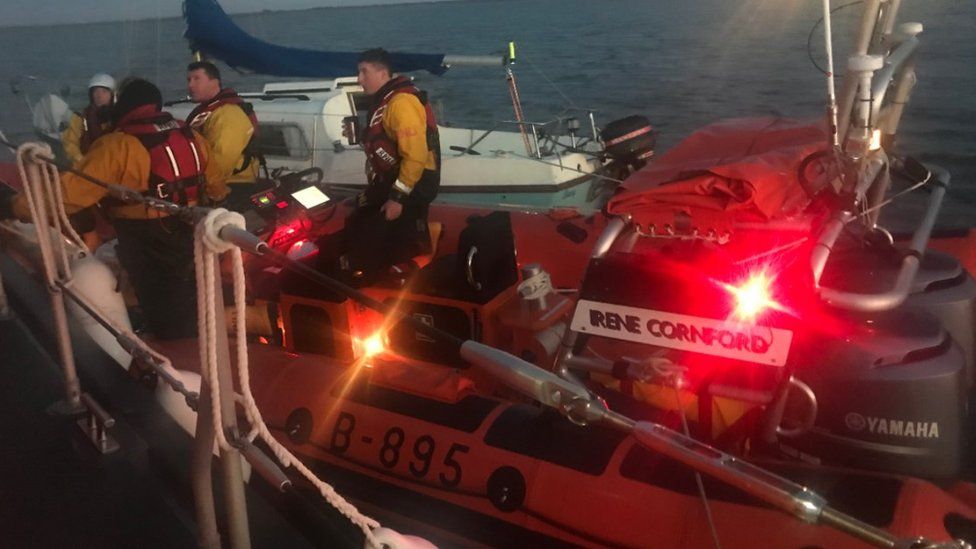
[
  {"left": 276, "top": 201, "right": 289, "bottom": 209},
  {"left": 356, "top": 332, "right": 386, "bottom": 359},
  {"left": 724, "top": 271, "right": 782, "bottom": 322}
]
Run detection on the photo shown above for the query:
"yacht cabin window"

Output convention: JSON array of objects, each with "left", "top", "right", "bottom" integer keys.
[{"left": 253, "top": 122, "right": 311, "bottom": 159}]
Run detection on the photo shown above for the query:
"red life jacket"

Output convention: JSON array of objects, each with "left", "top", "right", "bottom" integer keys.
[
  {"left": 186, "top": 88, "right": 261, "bottom": 174},
  {"left": 362, "top": 76, "right": 441, "bottom": 203},
  {"left": 79, "top": 104, "right": 110, "bottom": 154},
  {"left": 117, "top": 104, "right": 206, "bottom": 205}
]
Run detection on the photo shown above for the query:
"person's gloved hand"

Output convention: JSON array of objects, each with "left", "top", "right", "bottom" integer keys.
[
  {"left": 200, "top": 193, "right": 227, "bottom": 209},
  {"left": 381, "top": 199, "right": 402, "bottom": 221},
  {"left": 0, "top": 185, "right": 18, "bottom": 221}
]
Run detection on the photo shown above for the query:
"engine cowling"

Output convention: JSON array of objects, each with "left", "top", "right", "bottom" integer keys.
[{"left": 602, "top": 115, "right": 655, "bottom": 169}]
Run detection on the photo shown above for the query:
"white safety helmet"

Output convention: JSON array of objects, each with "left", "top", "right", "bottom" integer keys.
[{"left": 88, "top": 73, "right": 116, "bottom": 93}]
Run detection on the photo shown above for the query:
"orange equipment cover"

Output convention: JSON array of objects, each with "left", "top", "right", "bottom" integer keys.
[{"left": 607, "top": 117, "right": 827, "bottom": 237}]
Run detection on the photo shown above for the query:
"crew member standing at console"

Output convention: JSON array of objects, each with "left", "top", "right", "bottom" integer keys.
[
  {"left": 186, "top": 60, "right": 260, "bottom": 210},
  {"left": 337, "top": 48, "right": 441, "bottom": 281}
]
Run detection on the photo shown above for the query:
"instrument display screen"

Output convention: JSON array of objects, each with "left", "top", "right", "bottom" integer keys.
[{"left": 291, "top": 186, "right": 330, "bottom": 209}]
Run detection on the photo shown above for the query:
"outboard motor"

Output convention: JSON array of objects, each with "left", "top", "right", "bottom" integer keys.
[
  {"left": 821, "top": 245, "right": 976, "bottom": 383},
  {"left": 566, "top": 232, "right": 974, "bottom": 480},
  {"left": 779, "top": 305, "right": 968, "bottom": 478},
  {"left": 775, "top": 242, "right": 976, "bottom": 479},
  {"left": 601, "top": 115, "right": 655, "bottom": 172}
]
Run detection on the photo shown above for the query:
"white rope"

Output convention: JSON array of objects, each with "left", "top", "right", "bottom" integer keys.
[
  {"left": 17, "top": 143, "right": 61, "bottom": 287},
  {"left": 39, "top": 161, "right": 74, "bottom": 278},
  {"left": 43, "top": 155, "right": 89, "bottom": 254},
  {"left": 32, "top": 145, "right": 91, "bottom": 254},
  {"left": 194, "top": 211, "right": 231, "bottom": 451},
  {"left": 51, "top": 175, "right": 88, "bottom": 258},
  {"left": 193, "top": 209, "right": 383, "bottom": 546},
  {"left": 14, "top": 143, "right": 90, "bottom": 285},
  {"left": 198, "top": 209, "right": 243, "bottom": 254}
]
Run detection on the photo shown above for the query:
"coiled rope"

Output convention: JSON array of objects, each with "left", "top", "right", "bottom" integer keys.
[{"left": 14, "top": 143, "right": 88, "bottom": 284}]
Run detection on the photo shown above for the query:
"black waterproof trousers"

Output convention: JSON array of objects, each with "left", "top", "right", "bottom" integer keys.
[
  {"left": 114, "top": 217, "right": 198, "bottom": 340},
  {"left": 313, "top": 199, "right": 431, "bottom": 287}
]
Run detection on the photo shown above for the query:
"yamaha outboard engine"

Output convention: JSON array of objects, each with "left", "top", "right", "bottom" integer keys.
[
  {"left": 780, "top": 306, "right": 968, "bottom": 478},
  {"left": 775, "top": 243, "right": 976, "bottom": 478},
  {"left": 565, "top": 232, "right": 975, "bottom": 479}
]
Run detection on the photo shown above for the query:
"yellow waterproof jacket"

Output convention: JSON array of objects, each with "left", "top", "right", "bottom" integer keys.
[
  {"left": 384, "top": 93, "right": 437, "bottom": 193},
  {"left": 13, "top": 130, "right": 221, "bottom": 221},
  {"left": 196, "top": 104, "right": 258, "bottom": 187},
  {"left": 61, "top": 112, "right": 111, "bottom": 166}
]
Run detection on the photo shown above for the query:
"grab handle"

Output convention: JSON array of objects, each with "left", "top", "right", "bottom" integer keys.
[
  {"left": 813, "top": 162, "right": 947, "bottom": 312},
  {"left": 465, "top": 247, "right": 482, "bottom": 290},
  {"left": 776, "top": 377, "right": 818, "bottom": 438}
]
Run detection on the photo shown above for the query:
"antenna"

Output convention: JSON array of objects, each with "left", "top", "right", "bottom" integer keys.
[{"left": 822, "top": 0, "right": 840, "bottom": 150}]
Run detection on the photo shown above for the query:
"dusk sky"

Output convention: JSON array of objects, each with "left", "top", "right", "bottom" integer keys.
[{"left": 1, "top": 0, "right": 451, "bottom": 27}]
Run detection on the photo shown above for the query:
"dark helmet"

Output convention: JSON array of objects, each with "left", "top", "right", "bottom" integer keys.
[{"left": 112, "top": 78, "right": 162, "bottom": 125}]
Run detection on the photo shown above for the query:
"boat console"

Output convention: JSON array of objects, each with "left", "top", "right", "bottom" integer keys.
[
  {"left": 273, "top": 209, "right": 572, "bottom": 399},
  {"left": 239, "top": 168, "right": 333, "bottom": 240}
]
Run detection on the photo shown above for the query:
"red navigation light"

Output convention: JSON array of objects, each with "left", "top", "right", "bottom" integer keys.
[
  {"left": 726, "top": 271, "right": 779, "bottom": 322},
  {"left": 276, "top": 200, "right": 289, "bottom": 209}
]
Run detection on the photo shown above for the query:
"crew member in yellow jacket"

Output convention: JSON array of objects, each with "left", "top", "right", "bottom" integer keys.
[
  {"left": 185, "top": 60, "right": 260, "bottom": 210},
  {"left": 2, "top": 79, "right": 226, "bottom": 339},
  {"left": 321, "top": 48, "right": 441, "bottom": 284},
  {"left": 62, "top": 72, "right": 116, "bottom": 166}
]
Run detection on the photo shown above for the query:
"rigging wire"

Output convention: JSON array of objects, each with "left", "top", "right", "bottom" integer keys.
[
  {"left": 155, "top": 0, "right": 163, "bottom": 86},
  {"left": 806, "top": 1, "right": 865, "bottom": 75},
  {"left": 851, "top": 168, "right": 932, "bottom": 221},
  {"left": 520, "top": 53, "right": 584, "bottom": 113},
  {"left": 672, "top": 379, "right": 723, "bottom": 549}
]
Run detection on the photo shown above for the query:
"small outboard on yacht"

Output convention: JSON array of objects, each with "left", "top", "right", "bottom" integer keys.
[{"left": 601, "top": 114, "right": 656, "bottom": 171}]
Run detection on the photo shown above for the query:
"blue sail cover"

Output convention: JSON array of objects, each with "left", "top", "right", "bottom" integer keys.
[{"left": 183, "top": 0, "right": 448, "bottom": 77}]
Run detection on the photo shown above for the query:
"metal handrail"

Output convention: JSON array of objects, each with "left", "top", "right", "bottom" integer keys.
[
  {"left": 815, "top": 164, "right": 948, "bottom": 312},
  {"left": 868, "top": 37, "right": 920, "bottom": 126},
  {"left": 460, "top": 117, "right": 598, "bottom": 159}
]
